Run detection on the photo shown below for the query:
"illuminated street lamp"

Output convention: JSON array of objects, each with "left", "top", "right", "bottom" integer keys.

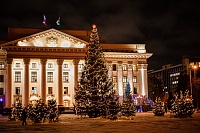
[{"left": 190, "top": 65, "right": 197, "bottom": 96}]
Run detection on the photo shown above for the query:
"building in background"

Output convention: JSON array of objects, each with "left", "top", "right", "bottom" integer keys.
[
  {"left": 148, "top": 56, "right": 200, "bottom": 108},
  {"left": 0, "top": 27, "right": 152, "bottom": 108}
]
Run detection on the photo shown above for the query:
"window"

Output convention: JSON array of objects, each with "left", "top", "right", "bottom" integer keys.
[
  {"left": 63, "top": 64, "right": 68, "bottom": 68},
  {"left": 48, "top": 87, "right": 53, "bottom": 94},
  {"left": 15, "top": 87, "right": 20, "bottom": 94},
  {"left": 31, "top": 72, "right": 37, "bottom": 82},
  {"left": 112, "top": 76, "right": 117, "bottom": 83},
  {"left": 63, "top": 72, "right": 69, "bottom": 82},
  {"left": 170, "top": 72, "right": 180, "bottom": 77},
  {"left": 112, "top": 64, "right": 116, "bottom": 71},
  {"left": 133, "top": 76, "right": 137, "bottom": 83},
  {"left": 78, "top": 63, "right": 83, "bottom": 68},
  {"left": 64, "top": 87, "right": 68, "bottom": 94},
  {"left": 134, "top": 87, "right": 137, "bottom": 94},
  {"left": 32, "top": 63, "right": 37, "bottom": 68},
  {"left": 32, "top": 87, "right": 37, "bottom": 94},
  {"left": 47, "top": 72, "right": 53, "bottom": 82},
  {"left": 0, "top": 62, "right": 5, "bottom": 69},
  {"left": 122, "top": 64, "right": 127, "bottom": 71},
  {"left": 0, "top": 88, "right": 3, "bottom": 95},
  {"left": 172, "top": 81, "right": 178, "bottom": 84},
  {"left": 0, "top": 75, "right": 4, "bottom": 82},
  {"left": 15, "top": 71, "right": 21, "bottom": 82},
  {"left": 133, "top": 65, "right": 137, "bottom": 71},
  {"left": 48, "top": 63, "right": 53, "bottom": 68},
  {"left": 16, "top": 63, "right": 20, "bottom": 67},
  {"left": 123, "top": 76, "right": 127, "bottom": 83}
]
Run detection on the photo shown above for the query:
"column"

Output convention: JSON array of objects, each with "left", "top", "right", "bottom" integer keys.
[
  {"left": 6, "top": 58, "right": 13, "bottom": 108},
  {"left": 23, "top": 58, "right": 30, "bottom": 106},
  {"left": 117, "top": 61, "right": 123, "bottom": 102},
  {"left": 40, "top": 59, "right": 47, "bottom": 103},
  {"left": 57, "top": 59, "right": 64, "bottom": 106},
  {"left": 138, "top": 64, "right": 148, "bottom": 97},
  {"left": 128, "top": 61, "right": 133, "bottom": 93},
  {"left": 73, "top": 59, "right": 80, "bottom": 90},
  {"left": 107, "top": 61, "right": 113, "bottom": 79}
]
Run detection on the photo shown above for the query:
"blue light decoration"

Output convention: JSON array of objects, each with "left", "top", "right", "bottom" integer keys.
[{"left": 0, "top": 98, "right": 3, "bottom": 102}]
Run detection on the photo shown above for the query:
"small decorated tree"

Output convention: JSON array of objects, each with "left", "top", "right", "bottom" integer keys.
[
  {"left": 46, "top": 95, "right": 59, "bottom": 122},
  {"left": 105, "top": 91, "right": 121, "bottom": 120},
  {"left": 170, "top": 90, "right": 195, "bottom": 118},
  {"left": 27, "top": 98, "right": 46, "bottom": 123},
  {"left": 153, "top": 97, "right": 165, "bottom": 116},
  {"left": 121, "top": 82, "right": 136, "bottom": 118},
  {"left": 8, "top": 96, "right": 23, "bottom": 121}
]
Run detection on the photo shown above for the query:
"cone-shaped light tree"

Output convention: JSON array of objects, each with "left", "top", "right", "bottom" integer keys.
[
  {"left": 74, "top": 24, "right": 120, "bottom": 118},
  {"left": 121, "top": 82, "right": 136, "bottom": 118},
  {"left": 8, "top": 96, "right": 23, "bottom": 121},
  {"left": 170, "top": 90, "right": 195, "bottom": 118},
  {"left": 153, "top": 97, "right": 165, "bottom": 116}
]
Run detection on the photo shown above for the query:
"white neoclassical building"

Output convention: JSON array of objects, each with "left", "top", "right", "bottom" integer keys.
[{"left": 0, "top": 27, "right": 152, "bottom": 108}]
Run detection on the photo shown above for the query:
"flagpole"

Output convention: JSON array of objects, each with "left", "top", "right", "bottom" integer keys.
[
  {"left": 42, "top": 14, "right": 47, "bottom": 29},
  {"left": 56, "top": 16, "right": 61, "bottom": 30}
]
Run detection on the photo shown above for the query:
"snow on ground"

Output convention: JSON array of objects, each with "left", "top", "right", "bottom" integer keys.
[{"left": 0, "top": 111, "right": 200, "bottom": 133}]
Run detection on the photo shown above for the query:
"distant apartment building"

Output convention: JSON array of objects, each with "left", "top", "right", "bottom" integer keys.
[{"left": 148, "top": 56, "right": 200, "bottom": 107}]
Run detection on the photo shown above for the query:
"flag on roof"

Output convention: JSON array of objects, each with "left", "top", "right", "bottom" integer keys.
[
  {"left": 42, "top": 14, "right": 47, "bottom": 26},
  {"left": 56, "top": 16, "right": 60, "bottom": 26}
]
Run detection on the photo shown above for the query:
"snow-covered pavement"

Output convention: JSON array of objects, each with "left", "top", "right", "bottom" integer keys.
[{"left": 0, "top": 112, "right": 200, "bottom": 133}]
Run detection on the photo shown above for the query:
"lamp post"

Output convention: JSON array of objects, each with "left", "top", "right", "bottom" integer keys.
[{"left": 190, "top": 65, "right": 197, "bottom": 96}]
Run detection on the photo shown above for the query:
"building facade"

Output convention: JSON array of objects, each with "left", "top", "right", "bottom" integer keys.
[
  {"left": 0, "top": 27, "right": 152, "bottom": 108},
  {"left": 148, "top": 56, "right": 200, "bottom": 107}
]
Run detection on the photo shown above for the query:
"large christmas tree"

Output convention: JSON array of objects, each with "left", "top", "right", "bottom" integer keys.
[{"left": 74, "top": 24, "right": 119, "bottom": 119}]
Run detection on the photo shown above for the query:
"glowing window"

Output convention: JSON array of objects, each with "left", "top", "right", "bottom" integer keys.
[
  {"left": 133, "top": 76, "right": 137, "bottom": 83},
  {"left": 123, "top": 76, "right": 127, "bottom": 83},
  {"left": 112, "top": 77, "right": 117, "bottom": 83},
  {"left": 0, "top": 62, "right": 5, "bottom": 69},
  {"left": 122, "top": 65, "right": 127, "bottom": 71}
]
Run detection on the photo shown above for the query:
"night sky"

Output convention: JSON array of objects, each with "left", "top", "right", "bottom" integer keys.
[{"left": 0, "top": 0, "right": 200, "bottom": 70}]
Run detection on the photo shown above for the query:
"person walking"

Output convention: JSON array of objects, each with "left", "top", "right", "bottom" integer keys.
[
  {"left": 21, "top": 107, "right": 27, "bottom": 125},
  {"left": 164, "top": 102, "right": 168, "bottom": 113}
]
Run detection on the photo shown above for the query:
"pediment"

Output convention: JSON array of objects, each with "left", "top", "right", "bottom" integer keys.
[{"left": 1, "top": 28, "right": 88, "bottom": 48}]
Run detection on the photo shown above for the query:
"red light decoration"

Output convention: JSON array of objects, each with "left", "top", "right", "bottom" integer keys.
[{"left": 92, "top": 24, "right": 96, "bottom": 29}]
